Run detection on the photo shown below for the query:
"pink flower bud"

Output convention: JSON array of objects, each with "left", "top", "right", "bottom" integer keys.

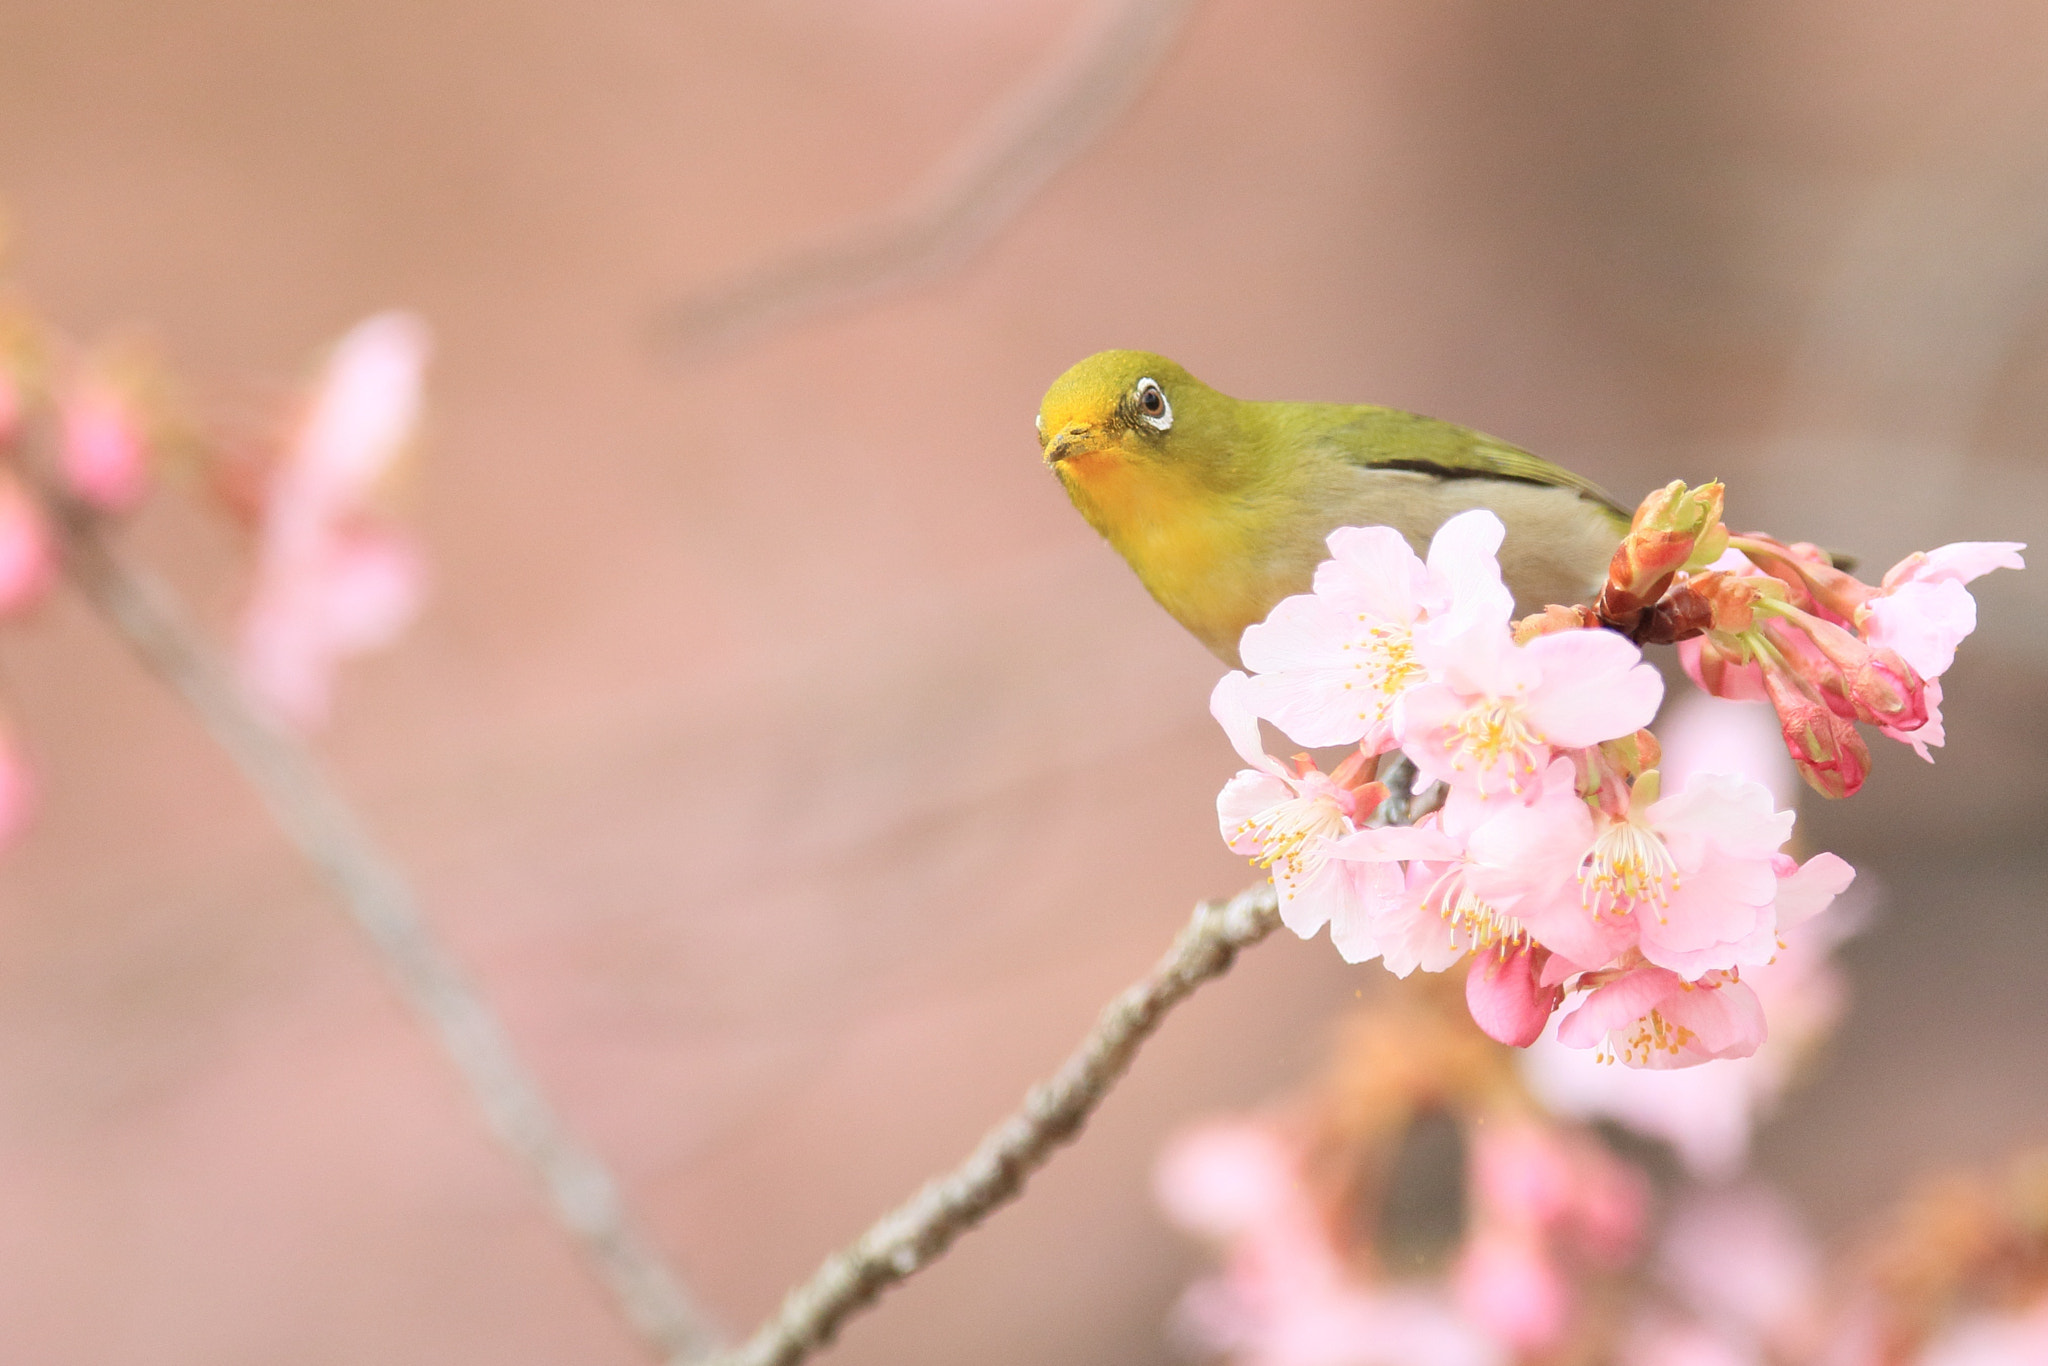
[
  {"left": 1757, "top": 662, "right": 1870, "bottom": 798},
  {"left": 1732, "top": 534, "right": 1873, "bottom": 620},
  {"left": 1765, "top": 613, "right": 1927, "bottom": 731},
  {"left": 1466, "top": 943, "right": 1560, "bottom": 1047},
  {"left": 59, "top": 378, "right": 147, "bottom": 511},
  {"left": 0, "top": 475, "right": 54, "bottom": 616}
]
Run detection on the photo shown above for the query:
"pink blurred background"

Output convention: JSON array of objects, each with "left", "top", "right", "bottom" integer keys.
[{"left": 0, "top": 0, "right": 2044, "bottom": 1360}]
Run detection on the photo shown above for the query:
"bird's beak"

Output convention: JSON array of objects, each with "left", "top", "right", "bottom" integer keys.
[{"left": 1043, "top": 422, "right": 1094, "bottom": 466}]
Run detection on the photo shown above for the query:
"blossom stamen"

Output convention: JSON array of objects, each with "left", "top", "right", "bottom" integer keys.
[
  {"left": 1579, "top": 818, "right": 1682, "bottom": 922},
  {"left": 1446, "top": 697, "right": 1544, "bottom": 794}
]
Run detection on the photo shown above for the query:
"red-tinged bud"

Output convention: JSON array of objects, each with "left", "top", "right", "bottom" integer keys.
[
  {"left": 1602, "top": 481, "right": 1728, "bottom": 624},
  {"left": 1513, "top": 603, "right": 1600, "bottom": 643},
  {"left": 1686, "top": 571, "right": 1762, "bottom": 634},
  {"left": 1684, "top": 632, "right": 1754, "bottom": 700},
  {"left": 1765, "top": 611, "right": 1928, "bottom": 731},
  {"left": 1730, "top": 534, "right": 1874, "bottom": 621},
  {"left": 1466, "top": 943, "right": 1560, "bottom": 1048},
  {"left": 1758, "top": 660, "right": 1871, "bottom": 798}
]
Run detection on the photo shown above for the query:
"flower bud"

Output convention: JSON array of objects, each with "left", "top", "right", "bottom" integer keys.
[
  {"left": 1513, "top": 603, "right": 1599, "bottom": 643},
  {"left": 1758, "top": 661, "right": 1871, "bottom": 798},
  {"left": 59, "top": 374, "right": 148, "bottom": 512},
  {"left": 1466, "top": 943, "right": 1560, "bottom": 1048},
  {"left": 1765, "top": 612, "right": 1927, "bottom": 731},
  {"left": 1603, "top": 481, "right": 1727, "bottom": 621},
  {"left": 1731, "top": 534, "right": 1873, "bottom": 620}
]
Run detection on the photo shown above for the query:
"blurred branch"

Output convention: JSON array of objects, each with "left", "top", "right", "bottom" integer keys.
[
  {"left": 52, "top": 507, "right": 722, "bottom": 1366},
  {"left": 661, "top": 0, "right": 1202, "bottom": 354},
  {"left": 708, "top": 880, "right": 1281, "bottom": 1366}
]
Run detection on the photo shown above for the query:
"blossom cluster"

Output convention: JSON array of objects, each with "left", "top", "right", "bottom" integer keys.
[
  {"left": 0, "top": 284, "right": 429, "bottom": 859},
  {"left": 1156, "top": 990, "right": 1651, "bottom": 1366},
  {"left": 1156, "top": 979, "right": 2048, "bottom": 1366},
  {"left": 1210, "top": 500, "right": 1980, "bottom": 1068}
]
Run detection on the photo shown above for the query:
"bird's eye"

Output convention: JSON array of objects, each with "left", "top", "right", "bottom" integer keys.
[{"left": 1134, "top": 377, "right": 1172, "bottom": 431}]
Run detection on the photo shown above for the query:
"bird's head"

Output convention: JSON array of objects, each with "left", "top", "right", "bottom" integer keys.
[{"left": 1036, "top": 351, "right": 1248, "bottom": 526}]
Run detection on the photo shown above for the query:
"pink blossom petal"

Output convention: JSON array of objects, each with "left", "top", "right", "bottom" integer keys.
[
  {"left": 1648, "top": 773, "right": 1793, "bottom": 861},
  {"left": 1218, "top": 770, "right": 1298, "bottom": 856},
  {"left": 1521, "top": 628, "right": 1665, "bottom": 747},
  {"left": 1861, "top": 578, "right": 1975, "bottom": 679},
  {"left": 1880, "top": 540, "right": 2025, "bottom": 590},
  {"left": 1327, "top": 859, "right": 1405, "bottom": 964},
  {"left": 1466, "top": 945, "right": 1560, "bottom": 1047},
  {"left": 1316, "top": 523, "right": 1431, "bottom": 622},
  {"left": 291, "top": 311, "right": 432, "bottom": 500},
  {"left": 1558, "top": 966, "right": 1686, "bottom": 1050},
  {"left": 1424, "top": 508, "right": 1515, "bottom": 626},
  {"left": 1772, "top": 851, "right": 1855, "bottom": 931},
  {"left": 1210, "top": 671, "right": 1283, "bottom": 774},
  {"left": 1882, "top": 675, "right": 1945, "bottom": 759}
]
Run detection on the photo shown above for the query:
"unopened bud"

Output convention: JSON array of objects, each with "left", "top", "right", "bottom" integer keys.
[
  {"left": 1513, "top": 603, "right": 1600, "bottom": 643},
  {"left": 1758, "top": 662, "right": 1871, "bottom": 798},
  {"left": 1604, "top": 481, "right": 1729, "bottom": 623}
]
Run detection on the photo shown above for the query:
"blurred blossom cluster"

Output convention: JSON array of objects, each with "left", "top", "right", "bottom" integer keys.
[
  {"left": 1157, "top": 974, "right": 2048, "bottom": 1366},
  {"left": 1212, "top": 484, "right": 2021, "bottom": 1070},
  {"left": 0, "top": 268, "right": 429, "bottom": 859}
]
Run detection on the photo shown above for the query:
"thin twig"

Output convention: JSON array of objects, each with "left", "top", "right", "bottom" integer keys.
[
  {"left": 54, "top": 509, "right": 722, "bottom": 1365},
  {"left": 661, "top": 0, "right": 1203, "bottom": 354},
  {"left": 709, "top": 880, "right": 1280, "bottom": 1366}
]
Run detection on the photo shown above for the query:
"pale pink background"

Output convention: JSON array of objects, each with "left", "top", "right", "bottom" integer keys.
[{"left": 0, "top": 1, "right": 2044, "bottom": 1361}]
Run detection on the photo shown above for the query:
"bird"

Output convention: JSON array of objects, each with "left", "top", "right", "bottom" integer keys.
[{"left": 1037, "top": 350, "right": 1631, "bottom": 667}]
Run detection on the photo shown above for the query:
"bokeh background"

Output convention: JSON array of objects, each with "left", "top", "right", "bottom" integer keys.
[{"left": 0, "top": 0, "right": 2044, "bottom": 1361}]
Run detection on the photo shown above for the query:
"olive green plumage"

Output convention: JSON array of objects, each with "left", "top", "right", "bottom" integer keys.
[{"left": 1037, "top": 350, "right": 1630, "bottom": 665}]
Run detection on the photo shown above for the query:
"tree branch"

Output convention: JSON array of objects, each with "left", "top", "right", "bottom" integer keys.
[
  {"left": 661, "top": 0, "right": 1203, "bottom": 354},
  {"left": 708, "top": 880, "right": 1280, "bottom": 1366},
  {"left": 53, "top": 509, "right": 722, "bottom": 1365}
]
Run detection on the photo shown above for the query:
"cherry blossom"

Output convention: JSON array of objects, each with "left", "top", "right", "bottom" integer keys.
[
  {"left": 238, "top": 312, "right": 429, "bottom": 727},
  {"left": 1239, "top": 511, "right": 1511, "bottom": 750},
  {"left": 1453, "top": 1121, "right": 1647, "bottom": 1349},
  {"left": 1680, "top": 538, "right": 2023, "bottom": 785},
  {"left": 1396, "top": 591, "right": 1662, "bottom": 800},
  {"left": 1557, "top": 963, "right": 1766, "bottom": 1068},
  {"left": 1213, "top": 671, "right": 1389, "bottom": 959},
  {"left": 1157, "top": 1118, "right": 1505, "bottom": 1366}
]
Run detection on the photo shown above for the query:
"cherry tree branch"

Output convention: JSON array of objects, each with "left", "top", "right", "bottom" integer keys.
[
  {"left": 661, "top": 0, "right": 1202, "bottom": 354},
  {"left": 52, "top": 508, "right": 722, "bottom": 1365},
  {"left": 707, "top": 880, "right": 1280, "bottom": 1366}
]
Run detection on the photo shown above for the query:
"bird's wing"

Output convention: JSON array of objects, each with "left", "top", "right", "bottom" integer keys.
[{"left": 1313, "top": 405, "right": 1631, "bottom": 520}]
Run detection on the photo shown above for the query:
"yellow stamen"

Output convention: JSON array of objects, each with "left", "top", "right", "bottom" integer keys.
[{"left": 1580, "top": 818, "right": 1682, "bottom": 922}]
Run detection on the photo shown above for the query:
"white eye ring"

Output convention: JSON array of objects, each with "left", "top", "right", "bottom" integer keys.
[{"left": 1134, "top": 377, "right": 1173, "bottom": 431}]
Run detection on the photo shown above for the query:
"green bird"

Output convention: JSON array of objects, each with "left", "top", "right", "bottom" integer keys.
[{"left": 1036, "top": 350, "right": 1630, "bottom": 666}]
